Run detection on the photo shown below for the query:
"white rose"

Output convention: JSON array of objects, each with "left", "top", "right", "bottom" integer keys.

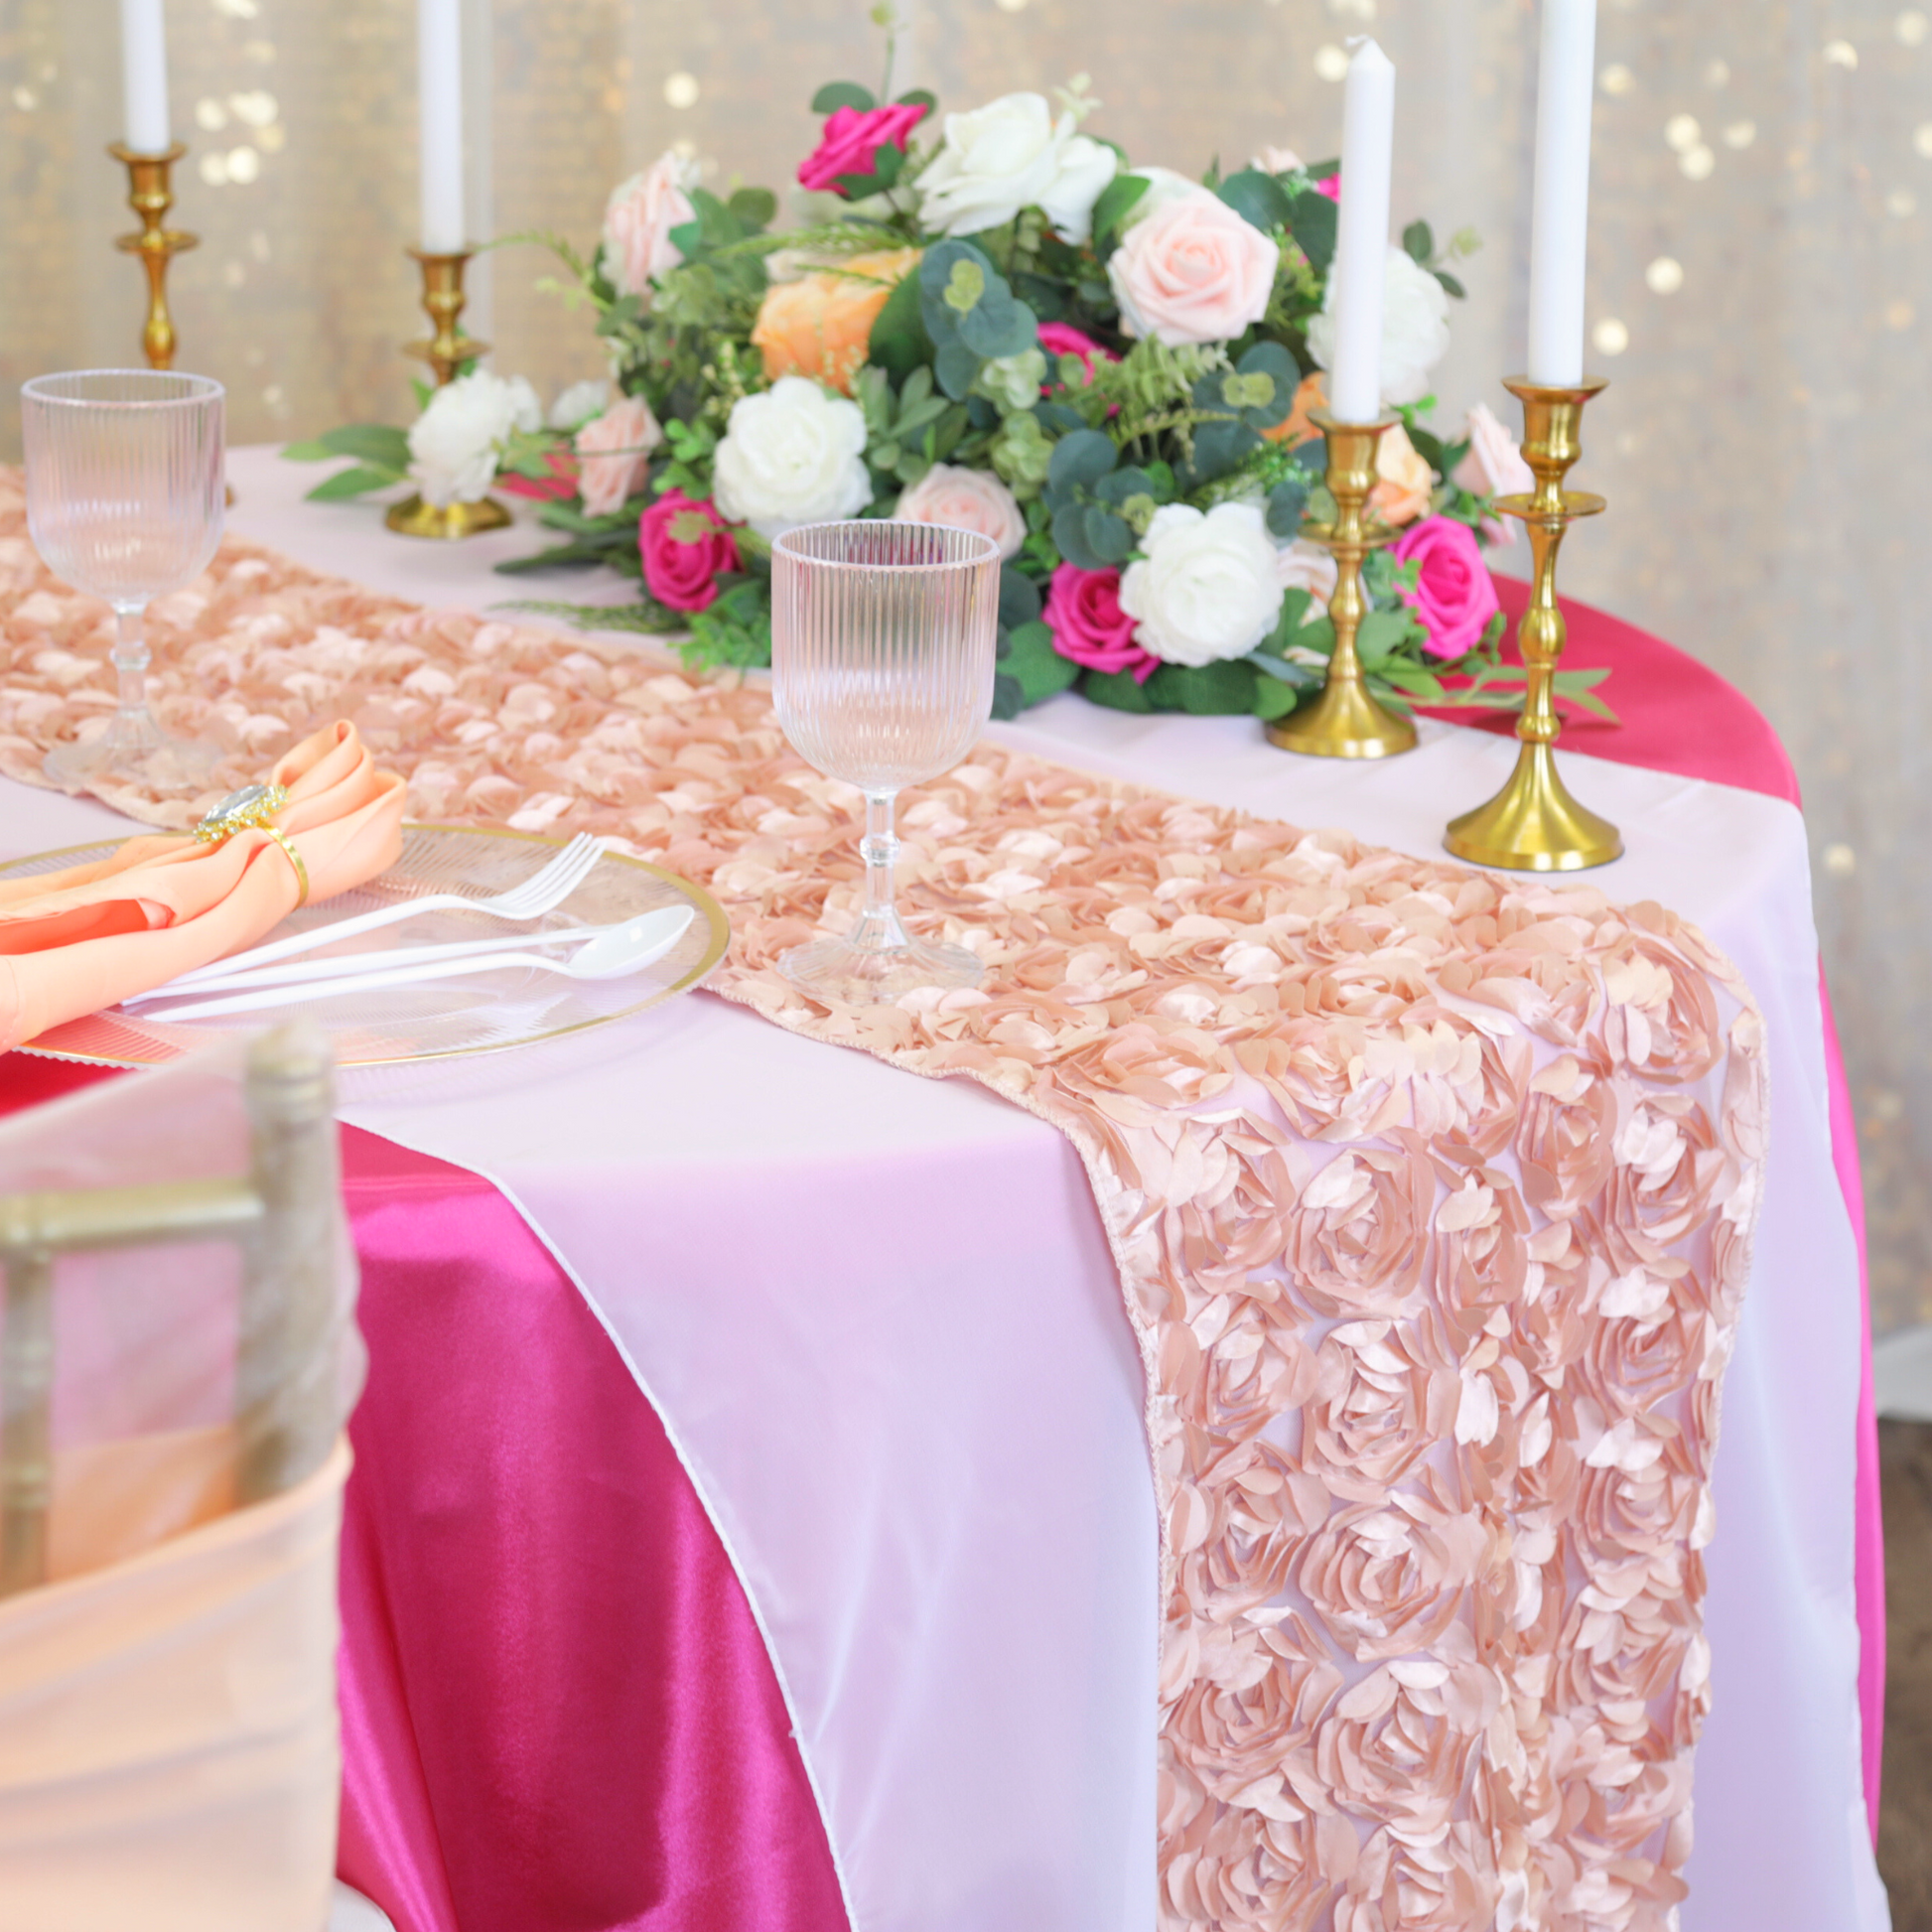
[
  {"left": 893, "top": 464, "right": 1027, "bottom": 560},
  {"left": 1306, "top": 245, "right": 1452, "bottom": 408},
  {"left": 711, "top": 376, "right": 874, "bottom": 536},
  {"left": 916, "top": 91, "right": 1116, "bottom": 243},
  {"left": 1121, "top": 165, "right": 1217, "bottom": 222},
  {"left": 549, "top": 378, "right": 611, "bottom": 432},
  {"left": 406, "top": 369, "right": 543, "bottom": 507},
  {"left": 1118, "top": 502, "right": 1287, "bottom": 667}
]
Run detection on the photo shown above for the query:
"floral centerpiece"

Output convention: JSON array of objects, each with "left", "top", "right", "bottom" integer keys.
[{"left": 290, "top": 40, "right": 1611, "bottom": 731}]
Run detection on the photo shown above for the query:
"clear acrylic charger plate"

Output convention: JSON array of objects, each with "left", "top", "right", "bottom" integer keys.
[{"left": 5, "top": 823, "right": 732, "bottom": 1068}]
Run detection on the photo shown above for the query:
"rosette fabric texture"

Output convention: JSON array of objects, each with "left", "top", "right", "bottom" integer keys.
[
  {"left": 0, "top": 477, "right": 1770, "bottom": 1932},
  {"left": 0, "top": 720, "right": 403, "bottom": 1051}
]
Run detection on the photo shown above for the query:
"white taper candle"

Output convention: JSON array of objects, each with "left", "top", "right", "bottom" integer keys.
[
  {"left": 119, "top": 0, "right": 170, "bottom": 155},
  {"left": 1327, "top": 38, "right": 1396, "bottom": 423},
  {"left": 418, "top": 0, "right": 466, "bottom": 253},
  {"left": 1526, "top": 0, "right": 1598, "bottom": 385}
]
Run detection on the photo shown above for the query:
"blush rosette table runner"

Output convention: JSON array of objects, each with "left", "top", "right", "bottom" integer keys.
[{"left": 0, "top": 477, "right": 1782, "bottom": 1932}]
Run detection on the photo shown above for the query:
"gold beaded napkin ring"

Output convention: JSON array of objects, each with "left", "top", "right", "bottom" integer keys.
[{"left": 192, "top": 781, "right": 310, "bottom": 907}]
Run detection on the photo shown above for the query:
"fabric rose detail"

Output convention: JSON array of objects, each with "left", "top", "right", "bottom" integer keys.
[
  {"left": 1454, "top": 400, "right": 1534, "bottom": 544},
  {"left": 1117, "top": 502, "right": 1286, "bottom": 668},
  {"left": 1287, "top": 1144, "right": 1434, "bottom": 1317},
  {"left": 1303, "top": 1315, "right": 1458, "bottom": 1502},
  {"left": 1369, "top": 421, "right": 1436, "bottom": 529},
  {"left": 710, "top": 375, "right": 873, "bottom": 536},
  {"left": 796, "top": 100, "right": 928, "bottom": 196},
  {"left": 892, "top": 464, "right": 1026, "bottom": 560},
  {"left": 916, "top": 91, "right": 1116, "bottom": 242},
  {"left": 1299, "top": 1480, "right": 1487, "bottom": 1660},
  {"left": 1306, "top": 244, "right": 1452, "bottom": 407},
  {"left": 640, "top": 488, "right": 740, "bottom": 613},
  {"left": 1043, "top": 563, "right": 1159, "bottom": 682},
  {"left": 572, "top": 394, "right": 662, "bottom": 518},
  {"left": 406, "top": 369, "right": 541, "bottom": 507},
  {"left": 751, "top": 247, "right": 920, "bottom": 395},
  {"left": 1390, "top": 515, "right": 1500, "bottom": 658},
  {"left": 1107, "top": 194, "right": 1280, "bottom": 347},
  {"left": 602, "top": 151, "right": 698, "bottom": 297}
]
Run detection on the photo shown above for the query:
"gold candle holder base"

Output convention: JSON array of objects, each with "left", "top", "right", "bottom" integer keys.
[
  {"left": 1445, "top": 376, "right": 1621, "bottom": 872},
  {"left": 111, "top": 143, "right": 198, "bottom": 370},
  {"left": 384, "top": 494, "right": 513, "bottom": 540},
  {"left": 1265, "top": 410, "right": 1418, "bottom": 760},
  {"left": 404, "top": 246, "right": 489, "bottom": 387}
]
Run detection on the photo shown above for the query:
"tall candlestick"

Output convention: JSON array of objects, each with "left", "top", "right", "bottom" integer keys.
[
  {"left": 1328, "top": 38, "right": 1396, "bottom": 424},
  {"left": 1526, "top": 0, "right": 1598, "bottom": 386},
  {"left": 119, "top": 0, "right": 170, "bottom": 155},
  {"left": 418, "top": 0, "right": 466, "bottom": 253}
]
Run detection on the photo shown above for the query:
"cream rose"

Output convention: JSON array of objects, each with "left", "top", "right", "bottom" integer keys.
[
  {"left": 406, "top": 368, "right": 542, "bottom": 507},
  {"left": 916, "top": 91, "right": 1116, "bottom": 243},
  {"left": 1306, "top": 245, "right": 1452, "bottom": 407},
  {"left": 892, "top": 464, "right": 1026, "bottom": 560},
  {"left": 602, "top": 151, "right": 699, "bottom": 298},
  {"left": 1106, "top": 194, "right": 1280, "bottom": 347},
  {"left": 1118, "top": 502, "right": 1286, "bottom": 667},
  {"left": 573, "top": 393, "right": 662, "bottom": 517},
  {"left": 1453, "top": 401, "right": 1534, "bottom": 544},
  {"left": 710, "top": 376, "right": 873, "bottom": 536},
  {"left": 548, "top": 378, "right": 611, "bottom": 432}
]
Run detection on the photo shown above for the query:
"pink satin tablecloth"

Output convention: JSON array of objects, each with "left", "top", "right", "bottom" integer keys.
[{"left": 0, "top": 579, "right": 1882, "bottom": 1930}]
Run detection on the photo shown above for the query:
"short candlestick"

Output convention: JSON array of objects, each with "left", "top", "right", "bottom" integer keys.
[
  {"left": 1444, "top": 375, "right": 1621, "bottom": 871},
  {"left": 1265, "top": 410, "right": 1418, "bottom": 760},
  {"left": 385, "top": 245, "right": 510, "bottom": 540},
  {"left": 111, "top": 143, "right": 197, "bottom": 370}
]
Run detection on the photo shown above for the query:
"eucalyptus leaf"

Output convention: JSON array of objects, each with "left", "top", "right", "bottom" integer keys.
[
  {"left": 1082, "top": 504, "right": 1133, "bottom": 565},
  {"left": 811, "top": 81, "right": 878, "bottom": 113},
  {"left": 317, "top": 423, "right": 411, "bottom": 471},
  {"left": 1288, "top": 189, "right": 1339, "bottom": 275},
  {"left": 867, "top": 272, "right": 930, "bottom": 380},
  {"left": 1215, "top": 169, "right": 1295, "bottom": 235},
  {"left": 990, "top": 671, "right": 1028, "bottom": 721},
  {"left": 1004, "top": 621, "right": 1081, "bottom": 706},
  {"left": 1403, "top": 219, "right": 1435, "bottom": 265},
  {"left": 998, "top": 565, "right": 1043, "bottom": 629},
  {"left": 934, "top": 341, "right": 982, "bottom": 401},
  {"left": 305, "top": 465, "right": 402, "bottom": 501},
  {"left": 1046, "top": 428, "right": 1119, "bottom": 498},
  {"left": 1082, "top": 666, "right": 1157, "bottom": 713},
  {"left": 1253, "top": 675, "right": 1301, "bottom": 722},
  {"left": 1266, "top": 477, "right": 1311, "bottom": 538},
  {"left": 1355, "top": 609, "right": 1413, "bottom": 669},
  {"left": 727, "top": 187, "right": 777, "bottom": 230}
]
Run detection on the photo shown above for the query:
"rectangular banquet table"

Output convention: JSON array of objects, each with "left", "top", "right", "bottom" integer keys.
[{"left": 0, "top": 446, "right": 1889, "bottom": 1932}]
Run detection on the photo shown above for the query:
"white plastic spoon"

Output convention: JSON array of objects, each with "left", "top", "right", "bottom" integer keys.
[{"left": 143, "top": 906, "right": 696, "bottom": 1023}]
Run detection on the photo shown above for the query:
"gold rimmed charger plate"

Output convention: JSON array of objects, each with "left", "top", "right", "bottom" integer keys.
[{"left": 2, "top": 822, "right": 731, "bottom": 1068}]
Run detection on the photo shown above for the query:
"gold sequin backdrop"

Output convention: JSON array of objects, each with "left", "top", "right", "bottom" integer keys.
[{"left": 3, "top": 0, "right": 1928, "bottom": 1324}]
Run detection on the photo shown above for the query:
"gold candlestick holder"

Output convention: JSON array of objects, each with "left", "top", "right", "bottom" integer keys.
[
  {"left": 1265, "top": 410, "right": 1418, "bottom": 760},
  {"left": 1444, "top": 376, "right": 1621, "bottom": 871},
  {"left": 111, "top": 143, "right": 197, "bottom": 369},
  {"left": 385, "top": 245, "right": 510, "bottom": 540}
]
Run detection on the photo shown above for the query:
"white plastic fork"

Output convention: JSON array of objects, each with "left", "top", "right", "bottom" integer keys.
[{"left": 148, "top": 832, "right": 607, "bottom": 997}]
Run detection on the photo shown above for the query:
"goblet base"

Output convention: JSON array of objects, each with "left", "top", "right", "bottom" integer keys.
[
  {"left": 45, "top": 711, "right": 221, "bottom": 795},
  {"left": 778, "top": 932, "right": 984, "bottom": 1008}
]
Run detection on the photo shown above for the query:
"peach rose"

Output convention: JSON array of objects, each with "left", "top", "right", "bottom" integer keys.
[
  {"left": 1106, "top": 195, "right": 1280, "bottom": 347},
  {"left": 1369, "top": 421, "right": 1435, "bottom": 527},
  {"left": 893, "top": 464, "right": 1027, "bottom": 560},
  {"left": 572, "top": 394, "right": 661, "bottom": 517},
  {"left": 1261, "top": 370, "right": 1325, "bottom": 448},
  {"left": 602, "top": 152, "right": 698, "bottom": 298},
  {"left": 750, "top": 247, "right": 920, "bottom": 396}
]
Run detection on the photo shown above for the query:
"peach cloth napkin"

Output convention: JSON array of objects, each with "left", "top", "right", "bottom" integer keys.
[
  {"left": 0, "top": 1438, "right": 349, "bottom": 1932},
  {"left": 0, "top": 722, "right": 404, "bottom": 1053}
]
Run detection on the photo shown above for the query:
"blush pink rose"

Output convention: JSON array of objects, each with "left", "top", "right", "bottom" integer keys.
[
  {"left": 1453, "top": 400, "right": 1535, "bottom": 545},
  {"left": 639, "top": 489, "right": 741, "bottom": 613},
  {"left": 603, "top": 152, "right": 698, "bottom": 297},
  {"left": 1390, "top": 514, "right": 1501, "bottom": 659},
  {"left": 1106, "top": 195, "right": 1280, "bottom": 347},
  {"left": 1042, "top": 563, "right": 1160, "bottom": 683},
  {"left": 1036, "top": 321, "right": 1116, "bottom": 383},
  {"left": 573, "top": 395, "right": 661, "bottom": 517},
  {"left": 796, "top": 101, "right": 929, "bottom": 196},
  {"left": 893, "top": 464, "right": 1027, "bottom": 560}
]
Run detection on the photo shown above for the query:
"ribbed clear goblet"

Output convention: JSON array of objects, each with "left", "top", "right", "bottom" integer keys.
[
  {"left": 22, "top": 369, "right": 225, "bottom": 792},
  {"left": 771, "top": 520, "right": 1001, "bottom": 1006}
]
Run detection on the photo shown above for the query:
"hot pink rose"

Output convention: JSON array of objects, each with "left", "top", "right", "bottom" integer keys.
[
  {"left": 1043, "top": 563, "right": 1159, "bottom": 683},
  {"left": 1105, "top": 194, "right": 1280, "bottom": 347},
  {"left": 496, "top": 450, "right": 578, "bottom": 503},
  {"left": 1314, "top": 174, "right": 1341, "bottom": 204},
  {"left": 1036, "top": 321, "right": 1115, "bottom": 383},
  {"left": 796, "top": 101, "right": 929, "bottom": 197},
  {"left": 1390, "top": 514, "right": 1501, "bottom": 659},
  {"left": 574, "top": 394, "right": 661, "bottom": 517},
  {"left": 640, "top": 489, "right": 742, "bottom": 613}
]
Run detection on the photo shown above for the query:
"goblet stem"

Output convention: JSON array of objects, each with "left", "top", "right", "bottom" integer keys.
[
  {"left": 111, "top": 604, "right": 151, "bottom": 722},
  {"left": 856, "top": 790, "right": 911, "bottom": 954}
]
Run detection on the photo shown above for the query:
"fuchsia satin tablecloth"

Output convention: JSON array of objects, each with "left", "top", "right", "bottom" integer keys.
[{"left": 0, "top": 584, "right": 1883, "bottom": 1930}]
